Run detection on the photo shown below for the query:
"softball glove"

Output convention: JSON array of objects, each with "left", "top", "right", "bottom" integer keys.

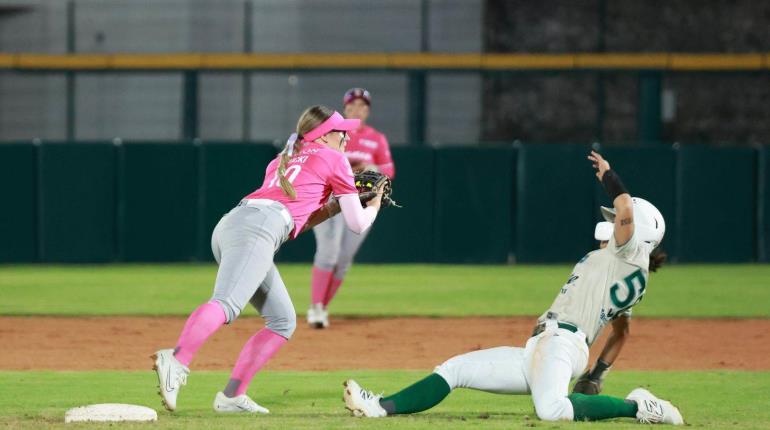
[
  {"left": 572, "top": 371, "right": 603, "bottom": 395},
  {"left": 355, "top": 170, "right": 400, "bottom": 208}
]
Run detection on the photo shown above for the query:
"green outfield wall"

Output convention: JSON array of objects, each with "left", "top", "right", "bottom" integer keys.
[
  {"left": 39, "top": 143, "right": 117, "bottom": 263},
  {"left": 0, "top": 143, "right": 37, "bottom": 262},
  {"left": 0, "top": 142, "right": 766, "bottom": 264}
]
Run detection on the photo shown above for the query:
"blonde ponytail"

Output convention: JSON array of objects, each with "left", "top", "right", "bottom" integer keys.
[
  {"left": 277, "top": 136, "right": 301, "bottom": 199},
  {"left": 277, "top": 105, "right": 335, "bottom": 199}
]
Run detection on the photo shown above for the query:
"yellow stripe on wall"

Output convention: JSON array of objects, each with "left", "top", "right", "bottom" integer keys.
[
  {"left": 1, "top": 52, "right": 768, "bottom": 71},
  {"left": 669, "top": 54, "right": 764, "bottom": 70},
  {"left": 0, "top": 53, "right": 15, "bottom": 68},
  {"left": 483, "top": 54, "right": 575, "bottom": 69},
  {"left": 574, "top": 53, "right": 669, "bottom": 69}
]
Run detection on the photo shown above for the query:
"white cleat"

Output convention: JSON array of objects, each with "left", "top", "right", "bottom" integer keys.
[
  {"left": 307, "top": 303, "right": 329, "bottom": 329},
  {"left": 213, "top": 391, "right": 269, "bottom": 414},
  {"left": 343, "top": 379, "right": 387, "bottom": 418},
  {"left": 626, "top": 388, "right": 684, "bottom": 425},
  {"left": 151, "top": 349, "right": 189, "bottom": 412}
]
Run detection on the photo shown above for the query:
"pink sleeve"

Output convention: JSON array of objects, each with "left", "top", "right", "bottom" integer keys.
[
  {"left": 327, "top": 153, "right": 359, "bottom": 196},
  {"left": 338, "top": 194, "right": 377, "bottom": 234},
  {"left": 374, "top": 134, "right": 395, "bottom": 178}
]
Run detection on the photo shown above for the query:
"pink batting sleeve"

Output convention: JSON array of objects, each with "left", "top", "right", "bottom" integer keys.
[
  {"left": 373, "top": 133, "right": 395, "bottom": 178},
  {"left": 338, "top": 194, "right": 377, "bottom": 234}
]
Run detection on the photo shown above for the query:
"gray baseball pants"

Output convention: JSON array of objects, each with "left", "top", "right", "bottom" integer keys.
[
  {"left": 312, "top": 211, "right": 371, "bottom": 279},
  {"left": 210, "top": 200, "right": 296, "bottom": 339}
]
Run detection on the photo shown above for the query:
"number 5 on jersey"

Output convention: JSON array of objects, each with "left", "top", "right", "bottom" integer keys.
[
  {"left": 607, "top": 269, "right": 646, "bottom": 318},
  {"left": 269, "top": 165, "right": 302, "bottom": 187}
]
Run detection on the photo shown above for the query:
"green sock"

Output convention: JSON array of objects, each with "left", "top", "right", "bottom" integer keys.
[
  {"left": 568, "top": 393, "right": 638, "bottom": 421},
  {"left": 379, "top": 373, "right": 451, "bottom": 415}
]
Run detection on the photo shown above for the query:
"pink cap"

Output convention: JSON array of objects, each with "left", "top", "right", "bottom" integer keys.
[
  {"left": 302, "top": 111, "right": 360, "bottom": 142},
  {"left": 343, "top": 87, "right": 371, "bottom": 106}
]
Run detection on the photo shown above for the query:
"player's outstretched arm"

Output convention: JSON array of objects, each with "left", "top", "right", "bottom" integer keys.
[
  {"left": 299, "top": 190, "right": 382, "bottom": 235},
  {"left": 588, "top": 151, "right": 634, "bottom": 246},
  {"left": 300, "top": 199, "right": 343, "bottom": 234},
  {"left": 598, "top": 315, "right": 631, "bottom": 366},
  {"left": 338, "top": 187, "right": 382, "bottom": 234}
]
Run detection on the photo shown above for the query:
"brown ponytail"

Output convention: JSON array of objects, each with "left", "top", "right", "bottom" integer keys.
[
  {"left": 277, "top": 105, "right": 335, "bottom": 199},
  {"left": 649, "top": 247, "right": 667, "bottom": 272}
]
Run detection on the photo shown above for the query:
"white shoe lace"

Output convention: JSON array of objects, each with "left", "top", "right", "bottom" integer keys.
[
  {"left": 637, "top": 399, "right": 664, "bottom": 424},
  {"left": 360, "top": 387, "right": 381, "bottom": 401},
  {"left": 359, "top": 387, "right": 385, "bottom": 416},
  {"left": 235, "top": 397, "right": 252, "bottom": 409},
  {"left": 176, "top": 371, "right": 188, "bottom": 387}
]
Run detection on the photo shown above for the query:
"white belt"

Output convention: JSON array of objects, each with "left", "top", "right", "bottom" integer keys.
[{"left": 240, "top": 199, "right": 293, "bottom": 226}]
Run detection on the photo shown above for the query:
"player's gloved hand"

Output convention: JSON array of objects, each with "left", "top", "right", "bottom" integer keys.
[
  {"left": 572, "top": 371, "right": 603, "bottom": 395},
  {"left": 354, "top": 170, "right": 400, "bottom": 208},
  {"left": 358, "top": 191, "right": 378, "bottom": 206},
  {"left": 572, "top": 359, "right": 611, "bottom": 395}
]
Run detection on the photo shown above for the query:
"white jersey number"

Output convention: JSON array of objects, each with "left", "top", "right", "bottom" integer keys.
[{"left": 268, "top": 165, "right": 302, "bottom": 187}]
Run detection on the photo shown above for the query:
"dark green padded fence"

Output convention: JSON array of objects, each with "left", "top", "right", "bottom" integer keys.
[
  {"left": 1, "top": 142, "right": 767, "bottom": 264},
  {"left": 0, "top": 144, "right": 37, "bottom": 262},
  {"left": 677, "top": 145, "right": 756, "bottom": 262},
  {"left": 516, "top": 144, "right": 595, "bottom": 263},
  {"left": 120, "top": 143, "right": 198, "bottom": 262},
  {"left": 40, "top": 143, "right": 116, "bottom": 262},
  {"left": 434, "top": 147, "right": 514, "bottom": 263}
]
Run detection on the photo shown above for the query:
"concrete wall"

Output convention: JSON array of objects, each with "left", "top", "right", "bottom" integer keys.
[
  {"left": 0, "top": 0, "right": 483, "bottom": 143},
  {"left": 483, "top": 0, "right": 770, "bottom": 145}
]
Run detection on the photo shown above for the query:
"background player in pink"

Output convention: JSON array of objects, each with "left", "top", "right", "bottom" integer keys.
[
  {"left": 307, "top": 88, "right": 396, "bottom": 329},
  {"left": 151, "top": 105, "right": 385, "bottom": 414}
]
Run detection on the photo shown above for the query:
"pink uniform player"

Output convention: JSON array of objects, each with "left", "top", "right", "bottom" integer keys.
[
  {"left": 307, "top": 88, "right": 395, "bottom": 329},
  {"left": 152, "top": 105, "right": 386, "bottom": 414}
]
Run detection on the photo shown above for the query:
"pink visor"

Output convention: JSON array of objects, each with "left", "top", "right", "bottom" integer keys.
[{"left": 302, "top": 111, "right": 360, "bottom": 142}]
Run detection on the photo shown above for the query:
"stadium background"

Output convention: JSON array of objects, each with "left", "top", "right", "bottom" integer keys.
[
  {"left": 1, "top": 0, "right": 769, "bottom": 264},
  {"left": 1, "top": 1, "right": 769, "bottom": 429}
]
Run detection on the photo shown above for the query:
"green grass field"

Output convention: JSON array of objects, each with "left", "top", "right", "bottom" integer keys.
[
  {"left": 2, "top": 263, "right": 769, "bottom": 317},
  {"left": 1, "top": 370, "right": 769, "bottom": 429},
  {"left": 1, "top": 263, "right": 768, "bottom": 429}
]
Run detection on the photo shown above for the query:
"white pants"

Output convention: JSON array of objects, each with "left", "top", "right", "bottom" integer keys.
[{"left": 434, "top": 321, "right": 588, "bottom": 421}]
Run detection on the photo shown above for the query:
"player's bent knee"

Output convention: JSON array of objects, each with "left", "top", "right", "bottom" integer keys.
[
  {"left": 333, "top": 260, "right": 353, "bottom": 279},
  {"left": 337, "top": 253, "right": 354, "bottom": 268},
  {"left": 433, "top": 359, "right": 462, "bottom": 390},
  {"left": 265, "top": 309, "right": 297, "bottom": 339},
  {"left": 212, "top": 298, "right": 242, "bottom": 324},
  {"left": 266, "top": 317, "right": 296, "bottom": 339},
  {"left": 534, "top": 398, "right": 572, "bottom": 422},
  {"left": 313, "top": 253, "right": 339, "bottom": 271},
  {"left": 313, "top": 260, "right": 336, "bottom": 272},
  {"left": 313, "top": 245, "right": 341, "bottom": 269}
]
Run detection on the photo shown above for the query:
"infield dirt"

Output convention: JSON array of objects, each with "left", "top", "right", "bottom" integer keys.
[{"left": 1, "top": 316, "right": 767, "bottom": 371}]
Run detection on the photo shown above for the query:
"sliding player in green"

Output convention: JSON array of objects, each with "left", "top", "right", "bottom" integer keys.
[{"left": 343, "top": 151, "right": 683, "bottom": 425}]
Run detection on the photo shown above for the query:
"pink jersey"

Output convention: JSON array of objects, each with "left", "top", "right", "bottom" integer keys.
[
  {"left": 344, "top": 125, "right": 395, "bottom": 178},
  {"left": 245, "top": 142, "right": 358, "bottom": 238}
]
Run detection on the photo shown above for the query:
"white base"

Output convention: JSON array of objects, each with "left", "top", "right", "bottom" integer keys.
[{"left": 65, "top": 404, "right": 157, "bottom": 423}]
